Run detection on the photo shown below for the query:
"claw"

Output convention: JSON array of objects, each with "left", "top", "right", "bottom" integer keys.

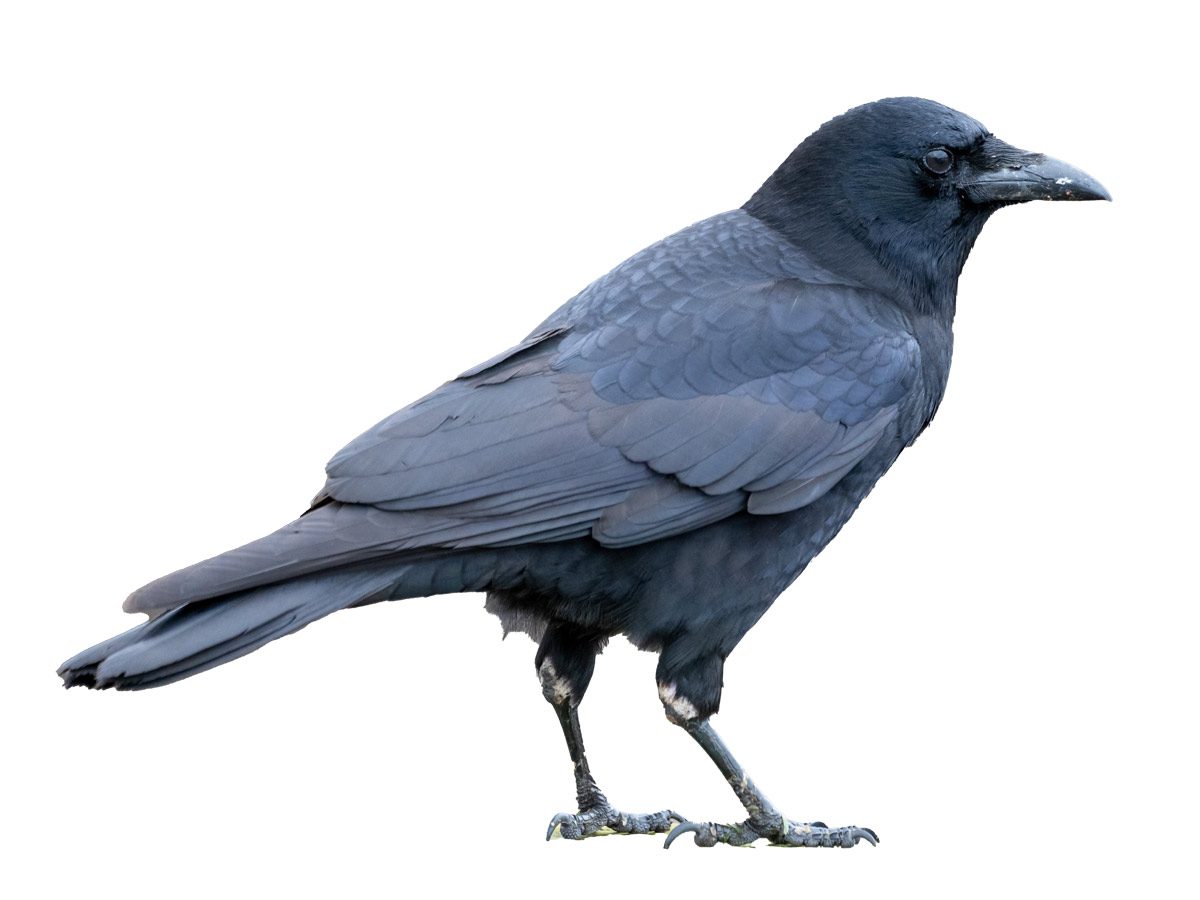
[
  {"left": 662, "top": 811, "right": 687, "bottom": 828},
  {"left": 664, "top": 821, "right": 715, "bottom": 849},
  {"left": 852, "top": 827, "right": 878, "bottom": 846},
  {"left": 546, "top": 811, "right": 575, "bottom": 840}
]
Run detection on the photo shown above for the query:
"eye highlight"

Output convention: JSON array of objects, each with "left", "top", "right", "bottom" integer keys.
[{"left": 921, "top": 148, "right": 954, "bottom": 175}]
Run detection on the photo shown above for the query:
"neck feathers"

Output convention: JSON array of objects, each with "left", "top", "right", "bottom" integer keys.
[{"left": 744, "top": 156, "right": 990, "bottom": 322}]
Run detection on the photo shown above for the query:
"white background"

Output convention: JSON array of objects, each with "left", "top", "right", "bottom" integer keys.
[{"left": 2, "top": 2, "right": 1195, "bottom": 897}]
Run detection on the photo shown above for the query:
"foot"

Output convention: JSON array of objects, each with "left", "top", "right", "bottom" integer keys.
[
  {"left": 664, "top": 815, "right": 878, "bottom": 848},
  {"left": 546, "top": 803, "right": 686, "bottom": 840}
]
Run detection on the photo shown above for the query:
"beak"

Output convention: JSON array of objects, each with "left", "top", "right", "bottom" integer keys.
[{"left": 963, "top": 137, "right": 1110, "bottom": 205}]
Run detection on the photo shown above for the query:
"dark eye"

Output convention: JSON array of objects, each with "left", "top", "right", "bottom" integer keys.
[{"left": 921, "top": 148, "right": 954, "bottom": 175}]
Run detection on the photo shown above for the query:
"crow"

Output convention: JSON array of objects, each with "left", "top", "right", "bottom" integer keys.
[{"left": 59, "top": 97, "right": 1108, "bottom": 848}]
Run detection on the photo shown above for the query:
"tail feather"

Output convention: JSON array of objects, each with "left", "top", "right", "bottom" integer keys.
[{"left": 59, "top": 563, "right": 412, "bottom": 691}]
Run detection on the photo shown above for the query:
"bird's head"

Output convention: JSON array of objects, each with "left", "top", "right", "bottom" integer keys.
[{"left": 745, "top": 97, "right": 1109, "bottom": 313}]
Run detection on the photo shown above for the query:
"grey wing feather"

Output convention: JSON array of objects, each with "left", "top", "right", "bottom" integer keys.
[
  {"left": 455, "top": 326, "right": 571, "bottom": 381},
  {"left": 322, "top": 212, "right": 917, "bottom": 538},
  {"left": 593, "top": 480, "right": 746, "bottom": 548}
]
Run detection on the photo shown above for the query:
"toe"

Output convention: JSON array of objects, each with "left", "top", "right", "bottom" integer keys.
[{"left": 546, "top": 812, "right": 582, "bottom": 840}]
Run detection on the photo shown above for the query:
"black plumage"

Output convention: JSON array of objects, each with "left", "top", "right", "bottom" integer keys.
[{"left": 59, "top": 97, "right": 1108, "bottom": 848}]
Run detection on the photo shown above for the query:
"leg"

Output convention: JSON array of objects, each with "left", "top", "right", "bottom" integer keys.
[
  {"left": 538, "top": 624, "right": 685, "bottom": 840},
  {"left": 656, "top": 654, "right": 877, "bottom": 849}
]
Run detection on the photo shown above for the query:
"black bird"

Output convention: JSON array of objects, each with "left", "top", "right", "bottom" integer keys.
[{"left": 60, "top": 98, "right": 1108, "bottom": 848}]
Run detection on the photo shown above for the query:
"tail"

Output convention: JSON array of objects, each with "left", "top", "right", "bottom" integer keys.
[{"left": 58, "top": 563, "right": 415, "bottom": 691}]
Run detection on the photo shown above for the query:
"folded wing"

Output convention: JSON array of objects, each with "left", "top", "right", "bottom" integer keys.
[{"left": 128, "top": 214, "right": 919, "bottom": 613}]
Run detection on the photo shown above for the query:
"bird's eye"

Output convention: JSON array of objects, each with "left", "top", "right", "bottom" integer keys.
[{"left": 921, "top": 148, "right": 954, "bottom": 175}]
